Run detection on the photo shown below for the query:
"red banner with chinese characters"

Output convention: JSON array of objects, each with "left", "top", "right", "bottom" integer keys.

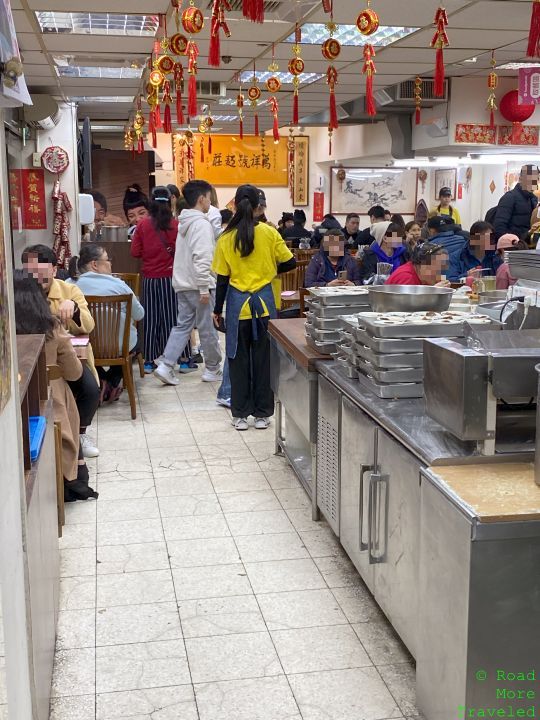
[
  {"left": 313, "top": 191, "right": 325, "bottom": 222},
  {"left": 454, "top": 123, "right": 496, "bottom": 144},
  {"left": 498, "top": 124, "right": 539, "bottom": 146},
  {"left": 21, "top": 169, "right": 47, "bottom": 229}
]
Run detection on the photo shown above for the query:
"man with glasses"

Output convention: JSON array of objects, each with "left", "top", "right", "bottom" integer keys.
[{"left": 21, "top": 244, "right": 101, "bottom": 458}]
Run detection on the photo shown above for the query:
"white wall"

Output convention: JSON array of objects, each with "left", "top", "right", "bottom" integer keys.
[{"left": 0, "top": 116, "right": 34, "bottom": 720}]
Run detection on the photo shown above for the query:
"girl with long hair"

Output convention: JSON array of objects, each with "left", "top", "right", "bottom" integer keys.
[
  {"left": 131, "top": 186, "right": 193, "bottom": 373},
  {"left": 13, "top": 270, "right": 98, "bottom": 501},
  {"left": 212, "top": 184, "right": 296, "bottom": 430},
  {"left": 123, "top": 184, "right": 149, "bottom": 238}
]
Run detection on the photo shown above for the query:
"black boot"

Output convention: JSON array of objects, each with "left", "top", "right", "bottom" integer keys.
[{"left": 64, "top": 479, "right": 98, "bottom": 500}]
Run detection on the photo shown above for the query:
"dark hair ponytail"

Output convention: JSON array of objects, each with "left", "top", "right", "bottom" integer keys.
[
  {"left": 150, "top": 186, "right": 173, "bottom": 232},
  {"left": 69, "top": 244, "right": 106, "bottom": 279},
  {"left": 68, "top": 255, "right": 80, "bottom": 280},
  {"left": 226, "top": 185, "right": 259, "bottom": 257},
  {"left": 13, "top": 269, "right": 57, "bottom": 338}
]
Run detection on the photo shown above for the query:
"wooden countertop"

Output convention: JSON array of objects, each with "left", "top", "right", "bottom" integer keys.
[
  {"left": 427, "top": 463, "right": 540, "bottom": 522},
  {"left": 17, "top": 334, "right": 45, "bottom": 399},
  {"left": 269, "top": 318, "right": 332, "bottom": 371}
]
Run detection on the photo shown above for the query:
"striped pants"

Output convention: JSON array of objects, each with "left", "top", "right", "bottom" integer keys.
[{"left": 142, "top": 276, "right": 191, "bottom": 364}]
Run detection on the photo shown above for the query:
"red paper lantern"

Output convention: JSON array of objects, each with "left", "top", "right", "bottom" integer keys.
[
  {"left": 182, "top": 6, "right": 204, "bottom": 34},
  {"left": 356, "top": 8, "right": 379, "bottom": 36},
  {"left": 499, "top": 89, "right": 535, "bottom": 144},
  {"left": 322, "top": 38, "right": 341, "bottom": 61}
]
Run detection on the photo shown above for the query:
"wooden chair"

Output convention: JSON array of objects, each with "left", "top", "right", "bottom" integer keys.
[
  {"left": 299, "top": 287, "right": 310, "bottom": 316},
  {"left": 113, "top": 272, "right": 144, "bottom": 378},
  {"left": 295, "top": 248, "right": 317, "bottom": 262},
  {"left": 85, "top": 294, "right": 137, "bottom": 419},
  {"left": 296, "top": 259, "right": 309, "bottom": 289}
]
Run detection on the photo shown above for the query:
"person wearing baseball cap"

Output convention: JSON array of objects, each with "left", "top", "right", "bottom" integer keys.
[
  {"left": 426, "top": 215, "right": 467, "bottom": 281},
  {"left": 429, "top": 186, "right": 462, "bottom": 227}
]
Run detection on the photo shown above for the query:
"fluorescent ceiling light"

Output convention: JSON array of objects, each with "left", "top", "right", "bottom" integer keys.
[
  {"left": 71, "top": 95, "right": 134, "bottom": 102},
  {"left": 56, "top": 64, "right": 143, "bottom": 79},
  {"left": 210, "top": 115, "right": 238, "bottom": 121},
  {"left": 285, "top": 23, "right": 418, "bottom": 47},
  {"left": 36, "top": 11, "right": 159, "bottom": 36},
  {"left": 497, "top": 62, "right": 540, "bottom": 70},
  {"left": 239, "top": 70, "right": 323, "bottom": 85}
]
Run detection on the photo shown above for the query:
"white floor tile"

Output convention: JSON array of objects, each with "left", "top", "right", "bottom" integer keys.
[
  {"left": 97, "top": 518, "right": 164, "bottom": 546},
  {"left": 96, "top": 602, "right": 182, "bottom": 646},
  {"left": 97, "top": 497, "right": 160, "bottom": 522},
  {"left": 56, "top": 610, "right": 96, "bottom": 651},
  {"left": 225, "top": 510, "right": 295, "bottom": 537},
  {"left": 96, "top": 570, "right": 175, "bottom": 608},
  {"left": 256, "top": 589, "right": 348, "bottom": 631},
  {"left": 245, "top": 558, "right": 326, "bottom": 595},
  {"left": 178, "top": 595, "right": 266, "bottom": 639},
  {"left": 235, "top": 533, "right": 309, "bottom": 563},
  {"left": 49, "top": 695, "right": 96, "bottom": 720},
  {"left": 51, "top": 648, "right": 96, "bottom": 697},
  {"left": 60, "top": 547, "right": 96, "bottom": 578},
  {"left": 162, "top": 513, "right": 230, "bottom": 542},
  {"left": 172, "top": 564, "right": 252, "bottom": 601},
  {"left": 96, "top": 685, "right": 197, "bottom": 720},
  {"left": 157, "top": 493, "right": 221, "bottom": 518},
  {"left": 167, "top": 537, "right": 240, "bottom": 568},
  {"left": 194, "top": 676, "right": 302, "bottom": 720},
  {"left": 97, "top": 542, "right": 170, "bottom": 575},
  {"left": 216, "top": 490, "right": 281, "bottom": 514}
]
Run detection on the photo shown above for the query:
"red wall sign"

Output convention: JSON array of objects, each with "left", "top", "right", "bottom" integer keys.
[
  {"left": 10, "top": 169, "right": 47, "bottom": 230},
  {"left": 313, "top": 191, "right": 325, "bottom": 222}
]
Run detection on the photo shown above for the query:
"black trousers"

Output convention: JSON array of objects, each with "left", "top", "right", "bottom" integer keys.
[
  {"left": 67, "top": 365, "right": 100, "bottom": 431},
  {"left": 229, "top": 319, "right": 274, "bottom": 419},
  {"left": 97, "top": 366, "right": 123, "bottom": 388}
]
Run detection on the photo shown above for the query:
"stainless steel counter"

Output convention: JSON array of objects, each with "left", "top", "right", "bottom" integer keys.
[{"left": 316, "top": 361, "right": 534, "bottom": 466}]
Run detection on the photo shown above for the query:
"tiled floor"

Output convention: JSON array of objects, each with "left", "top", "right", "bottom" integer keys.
[{"left": 50, "top": 370, "right": 419, "bottom": 720}]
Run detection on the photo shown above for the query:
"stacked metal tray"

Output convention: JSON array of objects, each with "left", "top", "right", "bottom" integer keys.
[
  {"left": 304, "top": 287, "right": 370, "bottom": 355},
  {"left": 338, "top": 311, "right": 491, "bottom": 399}
]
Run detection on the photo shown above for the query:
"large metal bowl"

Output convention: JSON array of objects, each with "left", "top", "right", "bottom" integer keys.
[{"left": 367, "top": 285, "right": 453, "bottom": 312}]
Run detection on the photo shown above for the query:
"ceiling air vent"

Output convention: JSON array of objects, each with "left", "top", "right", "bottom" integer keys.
[
  {"left": 397, "top": 78, "right": 448, "bottom": 102},
  {"left": 205, "top": 0, "right": 282, "bottom": 11}
]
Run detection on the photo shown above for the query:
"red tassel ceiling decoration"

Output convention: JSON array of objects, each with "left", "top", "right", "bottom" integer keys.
[
  {"left": 242, "top": 0, "right": 264, "bottom": 23},
  {"left": 321, "top": 2, "right": 340, "bottom": 155},
  {"left": 528, "top": 0, "right": 540, "bottom": 57},
  {"left": 208, "top": 0, "right": 231, "bottom": 67},
  {"left": 134, "top": 108, "right": 145, "bottom": 154},
  {"left": 327, "top": 67, "right": 338, "bottom": 129},
  {"left": 288, "top": 24, "right": 304, "bottom": 127},
  {"left": 148, "top": 109, "right": 157, "bottom": 147},
  {"left": 269, "top": 96, "right": 280, "bottom": 142},
  {"left": 487, "top": 52, "right": 498, "bottom": 129},
  {"left": 171, "top": 0, "right": 182, "bottom": 32},
  {"left": 174, "top": 63, "right": 185, "bottom": 124},
  {"left": 237, "top": 91, "right": 244, "bottom": 139},
  {"left": 414, "top": 76, "right": 422, "bottom": 125},
  {"left": 186, "top": 40, "right": 199, "bottom": 118},
  {"left": 430, "top": 7, "right": 449, "bottom": 98},
  {"left": 322, "top": 0, "right": 332, "bottom": 12},
  {"left": 247, "top": 62, "right": 261, "bottom": 136},
  {"left": 163, "top": 81, "right": 173, "bottom": 134},
  {"left": 208, "top": 135, "right": 212, "bottom": 154},
  {"left": 362, "top": 44, "right": 376, "bottom": 117}
]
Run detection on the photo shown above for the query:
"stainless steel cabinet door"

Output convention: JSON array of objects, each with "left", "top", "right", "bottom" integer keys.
[
  {"left": 371, "top": 430, "right": 421, "bottom": 658},
  {"left": 339, "top": 396, "right": 376, "bottom": 593},
  {"left": 317, "top": 375, "right": 341, "bottom": 535}
]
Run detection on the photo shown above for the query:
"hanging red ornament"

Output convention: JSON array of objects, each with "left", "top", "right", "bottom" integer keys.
[
  {"left": 182, "top": 2, "right": 204, "bottom": 34},
  {"left": 356, "top": 0, "right": 379, "bottom": 36},
  {"left": 362, "top": 44, "right": 376, "bottom": 117},
  {"left": 134, "top": 108, "right": 145, "bottom": 154},
  {"left": 248, "top": 65, "right": 261, "bottom": 136},
  {"left": 288, "top": 24, "right": 304, "bottom": 126},
  {"left": 322, "top": 6, "right": 340, "bottom": 154},
  {"left": 242, "top": 0, "right": 264, "bottom": 23},
  {"left": 157, "top": 54, "right": 175, "bottom": 76},
  {"left": 414, "top": 76, "right": 422, "bottom": 125},
  {"left": 209, "top": 0, "right": 232, "bottom": 67},
  {"left": 430, "top": 7, "right": 449, "bottom": 98},
  {"left": 269, "top": 96, "right": 280, "bottom": 142},
  {"left": 487, "top": 52, "right": 498, "bottom": 129},
  {"left": 326, "top": 66, "right": 338, "bottom": 129},
  {"left": 528, "top": 0, "right": 540, "bottom": 57},
  {"left": 266, "top": 44, "right": 281, "bottom": 94},
  {"left": 124, "top": 125, "right": 135, "bottom": 155},
  {"left": 174, "top": 62, "right": 185, "bottom": 124},
  {"left": 171, "top": 0, "right": 183, "bottom": 32},
  {"left": 237, "top": 91, "right": 244, "bottom": 139},
  {"left": 322, "top": 0, "right": 332, "bottom": 12},
  {"left": 499, "top": 89, "right": 535, "bottom": 144},
  {"left": 186, "top": 40, "right": 199, "bottom": 118},
  {"left": 162, "top": 81, "right": 173, "bottom": 134},
  {"left": 170, "top": 33, "right": 188, "bottom": 56}
]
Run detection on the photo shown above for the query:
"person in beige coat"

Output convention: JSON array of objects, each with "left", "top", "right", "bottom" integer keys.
[
  {"left": 21, "top": 244, "right": 101, "bottom": 459},
  {"left": 13, "top": 270, "right": 98, "bottom": 501}
]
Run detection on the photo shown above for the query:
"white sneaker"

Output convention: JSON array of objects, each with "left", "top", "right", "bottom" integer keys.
[
  {"left": 80, "top": 432, "right": 99, "bottom": 457},
  {"left": 216, "top": 397, "right": 231, "bottom": 409},
  {"left": 154, "top": 363, "right": 180, "bottom": 386},
  {"left": 202, "top": 368, "right": 223, "bottom": 382},
  {"left": 254, "top": 417, "right": 271, "bottom": 430},
  {"left": 232, "top": 417, "right": 249, "bottom": 431}
]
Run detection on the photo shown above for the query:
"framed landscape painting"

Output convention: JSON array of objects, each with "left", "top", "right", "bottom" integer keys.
[{"left": 330, "top": 167, "right": 418, "bottom": 215}]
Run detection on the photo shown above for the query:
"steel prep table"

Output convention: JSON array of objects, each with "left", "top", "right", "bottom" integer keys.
[{"left": 269, "top": 321, "right": 540, "bottom": 719}]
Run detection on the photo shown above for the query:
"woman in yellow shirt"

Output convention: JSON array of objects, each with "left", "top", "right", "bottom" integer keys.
[
  {"left": 212, "top": 184, "right": 295, "bottom": 431},
  {"left": 429, "top": 186, "right": 462, "bottom": 226}
]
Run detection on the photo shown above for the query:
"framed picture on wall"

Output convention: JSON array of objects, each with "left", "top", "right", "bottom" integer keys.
[
  {"left": 434, "top": 168, "right": 457, "bottom": 200},
  {"left": 329, "top": 167, "right": 418, "bottom": 215},
  {"left": 292, "top": 136, "right": 309, "bottom": 206}
]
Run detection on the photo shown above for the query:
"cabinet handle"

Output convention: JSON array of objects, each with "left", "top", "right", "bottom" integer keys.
[
  {"left": 359, "top": 464, "right": 374, "bottom": 551},
  {"left": 368, "top": 472, "right": 389, "bottom": 564}
]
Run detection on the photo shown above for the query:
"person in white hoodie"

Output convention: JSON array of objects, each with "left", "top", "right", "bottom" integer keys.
[{"left": 154, "top": 180, "right": 223, "bottom": 386}]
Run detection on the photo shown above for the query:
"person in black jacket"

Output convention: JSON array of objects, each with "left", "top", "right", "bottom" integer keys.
[
  {"left": 310, "top": 214, "right": 343, "bottom": 248},
  {"left": 282, "top": 209, "right": 312, "bottom": 246},
  {"left": 493, "top": 164, "right": 539, "bottom": 240},
  {"left": 355, "top": 205, "right": 387, "bottom": 247}
]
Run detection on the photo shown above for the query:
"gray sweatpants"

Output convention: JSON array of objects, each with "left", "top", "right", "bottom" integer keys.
[{"left": 161, "top": 290, "right": 222, "bottom": 371}]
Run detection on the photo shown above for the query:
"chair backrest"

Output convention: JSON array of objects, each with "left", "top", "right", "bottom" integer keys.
[
  {"left": 86, "top": 294, "right": 132, "bottom": 361},
  {"left": 296, "top": 259, "right": 309, "bottom": 289},
  {"left": 280, "top": 267, "right": 298, "bottom": 292},
  {"left": 295, "top": 248, "right": 317, "bottom": 262},
  {"left": 113, "top": 272, "right": 141, "bottom": 297}
]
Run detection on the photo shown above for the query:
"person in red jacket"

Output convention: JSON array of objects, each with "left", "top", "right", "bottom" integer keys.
[
  {"left": 386, "top": 242, "right": 449, "bottom": 286},
  {"left": 131, "top": 186, "right": 184, "bottom": 373}
]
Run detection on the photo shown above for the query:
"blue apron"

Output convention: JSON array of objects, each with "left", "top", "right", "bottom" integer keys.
[{"left": 225, "top": 282, "right": 277, "bottom": 359}]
